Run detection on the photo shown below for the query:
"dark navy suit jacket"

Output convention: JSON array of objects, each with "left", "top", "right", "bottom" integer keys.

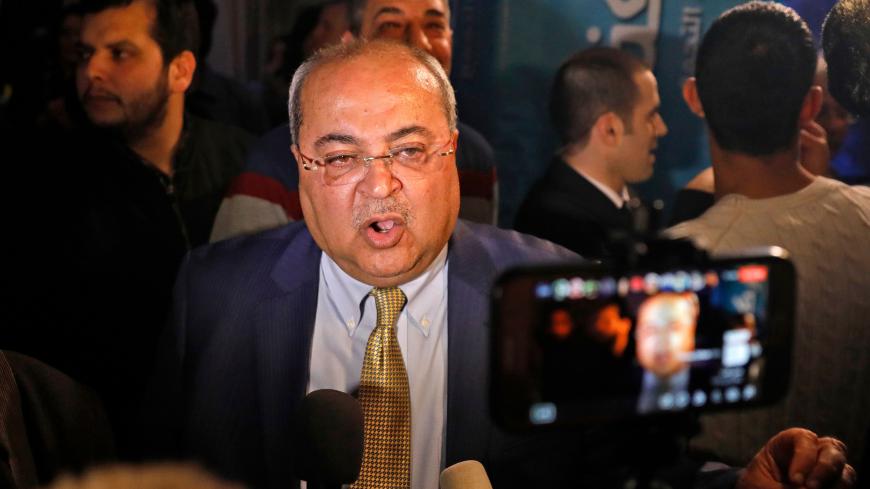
[
  {"left": 514, "top": 158, "right": 637, "bottom": 260},
  {"left": 145, "top": 220, "right": 608, "bottom": 488},
  {"left": 145, "top": 220, "right": 740, "bottom": 488}
]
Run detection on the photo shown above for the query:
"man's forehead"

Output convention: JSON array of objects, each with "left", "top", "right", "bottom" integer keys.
[
  {"left": 299, "top": 53, "right": 445, "bottom": 141},
  {"left": 364, "top": 0, "right": 449, "bottom": 21},
  {"left": 305, "top": 51, "right": 438, "bottom": 95},
  {"left": 633, "top": 70, "right": 656, "bottom": 96},
  {"left": 640, "top": 297, "right": 695, "bottom": 325}
]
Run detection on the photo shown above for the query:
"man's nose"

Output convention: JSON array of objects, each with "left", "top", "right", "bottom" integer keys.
[
  {"left": 405, "top": 23, "right": 433, "bottom": 54},
  {"left": 654, "top": 329, "right": 673, "bottom": 348},
  {"left": 656, "top": 114, "right": 669, "bottom": 137},
  {"left": 81, "top": 52, "right": 106, "bottom": 82},
  {"left": 358, "top": 158, "right": 402, "bottom": 198}
]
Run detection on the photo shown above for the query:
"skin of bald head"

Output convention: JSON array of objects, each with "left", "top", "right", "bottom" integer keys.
[
  {"left": 635, "top": 292, "right": 699, "bottom": 378},
  {"left": 289, "top": 40, "right": 460, "bottom": 287},
  {"left": 288, "top": 39, "right": 456, "bottom": 145}
]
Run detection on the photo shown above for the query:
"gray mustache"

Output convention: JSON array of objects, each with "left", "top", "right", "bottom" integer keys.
[{"left": 352, "top": 198, "right": 413, "bottom": 229}]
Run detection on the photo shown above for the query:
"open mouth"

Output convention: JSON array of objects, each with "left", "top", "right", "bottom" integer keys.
[
  {"left": 370, "top": 219, "right": 396, "bottom": 233},
  {"left": 362, "top": 215, "right": 405, "bottom": 248}
]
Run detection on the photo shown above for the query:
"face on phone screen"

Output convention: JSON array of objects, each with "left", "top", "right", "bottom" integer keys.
[{"left": 492, "top": 260, "right": 792, "bottom": 428}]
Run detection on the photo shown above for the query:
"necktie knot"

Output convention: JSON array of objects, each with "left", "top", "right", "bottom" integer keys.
[{"left": 370, "top": 287, "right": 407, "bottom": 331}]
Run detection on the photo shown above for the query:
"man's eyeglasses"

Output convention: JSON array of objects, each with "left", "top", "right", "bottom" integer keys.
[{"left": 297, "top": 138, "right": 456, "bottom": 186}]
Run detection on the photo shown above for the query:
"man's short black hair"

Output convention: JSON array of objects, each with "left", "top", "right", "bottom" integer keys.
[
  {"left": 81, "top": 0, "right": 200, "bottom": 64},
  {"left": 193, "top": 0, "right": 216, "bottom": 58},
  {"left": 549, "top": 47, "right": 646, "bottom": 152},
  {"left": 822, "top": 0, "right": 870, "bottom": 117},
  {"left": 695, "top": 2, "right": 816, "bottom": 156}
]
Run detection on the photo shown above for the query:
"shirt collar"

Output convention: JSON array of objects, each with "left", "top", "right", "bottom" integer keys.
[
  {"left": 319, "top": 245, "right": 449, "bottom": 338},
  {"left": 575, "top": 167, "right": 631, "bottom": 209}
]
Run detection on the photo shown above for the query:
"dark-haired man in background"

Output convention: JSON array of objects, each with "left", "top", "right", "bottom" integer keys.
[
  {"left": 3, "top": 0, "right": 250, "bottom": 454},
  {"left": 514, "top": 47, "right": 667, "bottom": 259},
  {"left": 822, "top": 1, "right": 870, "bottom": 479},
  {"left": 74, "top": 0, "right": 250, "bottom": 266},
  {"left": 668, "top": 1, "right": 870, "bottom": 469},
  {"left": 823, "top": 0, "right": 870, "bottom": 118}
]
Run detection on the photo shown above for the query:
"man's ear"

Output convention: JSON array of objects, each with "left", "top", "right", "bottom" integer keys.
[
  {"left": 340, "top": 30, "right": 356, "bottom": 44},
  {"left": 168, "top": 50, "right": 196, "bottom": 93},
  {"left": 682, "top": 77, "right": 704, "bottom": 117},
  {"left": 291, "top": 144, "right": 305, "bottom": 171},
  {"left": 593, "top": 112, "right": 624, "bottom": 147},
  {"left": 799, "top": 85, "right": 823, "bottom": 123}
]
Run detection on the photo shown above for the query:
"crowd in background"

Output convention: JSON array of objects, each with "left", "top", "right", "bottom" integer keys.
[{"left": 0, "top": 0, "right": 867, "bottom": 488}]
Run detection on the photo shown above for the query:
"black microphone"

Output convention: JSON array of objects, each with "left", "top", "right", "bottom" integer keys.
[{"left": 292, "top": 389, "right": 364, "bottom": 489}]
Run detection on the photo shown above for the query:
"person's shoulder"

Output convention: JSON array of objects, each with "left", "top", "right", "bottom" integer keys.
[
  {"left": 831, "top": 178, "right": 870, "bottom": 203},
  {"left": 188, "top": 113, "right": 256, "bottom": 146},
  {"left": 184, "top": 221, "right": 314, "bottom": 282},
  {"left": 516, "top": 161, "right": 603, "bottom": 222},
  {"left": 249, "top": 124, "right": 293, "bottom": 163},
  {"left": 184, "top": 114, "right": 256, "bottom": 178},
  {"left": 456, "top": 121, "right": 491, "bottom": 150},
  {"left": 454, "top": 220, "right": 580, "bottom": 263},
  {"left": 513, "top": 170, "right": 567, "bottom": 234},
  {"left": 519, "top": 159, "right": 568, "bottom": 198},
  {"left": 243, "top": 124, "right": 299, "bottom": 188},
  {"left": 791, "top": 177, "right": 870, "bottom": 220},
  {"left": 456, "top": 120, "right": 495, "bottom": 172},
  {"left": 174, "top": 223, "right": 319, "bottom": 332},
  {"left": 669, "top": 188, "right": 715, "bottom": 227},
  {"left": 664, "top": 207, "right": 725, "bottom": 250},
  {"left": 822, "top": 179, "right": 870, "bottom": 224}
]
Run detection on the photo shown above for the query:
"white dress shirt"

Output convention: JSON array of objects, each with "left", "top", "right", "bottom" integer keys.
[
  {"left": 575, "top": 167, "right": 631, "bottom": 208},
  {"left": 307, "top": 246, "right": 449, "bottom": 489}
]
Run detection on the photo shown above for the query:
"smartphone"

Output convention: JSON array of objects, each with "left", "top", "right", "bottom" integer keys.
[{"left": 490, "top": 247, "right": 795, "bottom": 430}]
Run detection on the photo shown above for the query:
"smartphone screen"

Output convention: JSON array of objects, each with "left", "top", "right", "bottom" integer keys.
[{"left": 491, "top": 254, "right": 794, "bottom": 429}]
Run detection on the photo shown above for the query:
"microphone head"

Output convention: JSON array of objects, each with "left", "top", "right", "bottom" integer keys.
[
  {"left": 440, "top": 460, "right": 493, "bottom": 489},
  {"left": 292, "top": 389, "right": 364, "bottom": 486}
]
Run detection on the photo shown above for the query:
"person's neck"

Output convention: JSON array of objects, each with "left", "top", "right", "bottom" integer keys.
[
  {"left": 127, "top": 97, "right": 184, "bottom": 176},
  {"left": 710, "top": 141, "right": 815, "bottom": 200},
  {"left": 562, "top": 147, "right": 626, "bottom": 196}
]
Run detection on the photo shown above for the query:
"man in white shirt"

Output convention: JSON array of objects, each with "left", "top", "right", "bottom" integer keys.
[
  {"left": 515, "top": 47, "right": 668, "bottom": 259},
  {"left": 668, "top": 1, "right": 870, "bottom": 468},
  {"left": 145, "top": 39, "right": 855, "bottom": 489}
]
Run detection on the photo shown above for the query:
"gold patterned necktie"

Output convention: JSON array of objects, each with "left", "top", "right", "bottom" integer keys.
[{"left": 352, "top": 287, "right": 411, "bottom": 489}]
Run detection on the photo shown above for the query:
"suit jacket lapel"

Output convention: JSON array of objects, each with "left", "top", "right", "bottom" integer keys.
[
  {"left": 255, "top": 228, "right": 322, "bottom": 489},
  {"left": 445, "top": 221, "right": 496, "bottom": 465}
]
